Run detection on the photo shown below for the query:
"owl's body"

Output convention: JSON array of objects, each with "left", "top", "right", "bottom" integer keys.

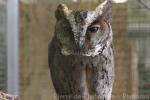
[{"left": 49, "top": 1, "right": 115, "bottom": 100}]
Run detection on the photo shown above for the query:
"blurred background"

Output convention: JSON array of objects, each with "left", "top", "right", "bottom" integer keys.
[{"left": 0, "top": 0, "right": 150, "bottom": 100}]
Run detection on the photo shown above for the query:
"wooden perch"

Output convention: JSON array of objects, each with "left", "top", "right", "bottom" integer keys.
[{"left": 0, "top": 91, "right": 19, "bottom": 100}]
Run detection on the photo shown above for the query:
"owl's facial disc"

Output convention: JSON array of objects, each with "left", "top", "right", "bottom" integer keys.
[
  {"left": 60, "top": 11, "right": 112, "bottom": 57},
  {"left": 55, "top": 1, "right": 112, "bottom": 57}
]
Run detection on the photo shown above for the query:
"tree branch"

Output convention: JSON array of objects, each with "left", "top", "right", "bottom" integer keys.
[{"left": 0, "top": 91, "right": 19, "bottom": 100}]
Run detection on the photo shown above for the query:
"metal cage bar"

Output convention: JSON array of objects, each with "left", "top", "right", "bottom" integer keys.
[{"left": 6, "top": 0, "right": 19, "bottom": 95}]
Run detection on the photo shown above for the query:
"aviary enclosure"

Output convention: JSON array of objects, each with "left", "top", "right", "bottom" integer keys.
[{"left": 0, "top": 0, "right": 150, "bottom": 100}]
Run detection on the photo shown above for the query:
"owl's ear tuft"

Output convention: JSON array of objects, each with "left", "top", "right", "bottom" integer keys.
[
  {"left": 95, "top": 0, "right": 112, "bottom": 22},
  {"left": 55, "top": 4, "right": 71, "bottom": 20}
]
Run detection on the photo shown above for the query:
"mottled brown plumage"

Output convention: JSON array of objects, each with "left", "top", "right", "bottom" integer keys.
[{"left": 48, "top": 1, "right": 114, "bottom": 100}]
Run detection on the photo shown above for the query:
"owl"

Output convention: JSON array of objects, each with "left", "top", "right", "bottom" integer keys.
[{"left": 48, "top": 0, "right": 114, "bottom": 100}]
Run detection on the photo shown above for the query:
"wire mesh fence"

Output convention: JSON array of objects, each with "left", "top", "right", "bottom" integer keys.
[
  {"left": 0, "top": 3, "right": 7, "bottom": 91},
  {"left": 0, "top": 0, "right": 150, "bottom": 100},
  {"left": 128, "top": 0, "right": 150, "bottom": 97},
  {"left": 19, "top": 1, "right": 137, "bottom": 100}
]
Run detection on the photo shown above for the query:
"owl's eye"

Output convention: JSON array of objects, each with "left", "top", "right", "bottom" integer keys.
[{"left": 87, "top": 26, "right": 99, "bottom": 33}]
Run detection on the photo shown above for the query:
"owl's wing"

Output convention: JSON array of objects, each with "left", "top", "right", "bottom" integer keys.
[
  {"left": 48, "top": 37, "right": 66, "bottom": 94},
  {"left": 48, "top": 37, "right": 57, "bottom": 68}
]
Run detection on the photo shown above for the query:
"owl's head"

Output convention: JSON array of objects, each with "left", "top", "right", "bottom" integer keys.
[{"left": 54, "top": 0, "right": 113, "bottom": 57}]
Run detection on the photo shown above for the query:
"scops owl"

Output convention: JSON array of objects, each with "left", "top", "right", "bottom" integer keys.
[{"left": 48, "top": 0, "right": 115, "bottom": 100}]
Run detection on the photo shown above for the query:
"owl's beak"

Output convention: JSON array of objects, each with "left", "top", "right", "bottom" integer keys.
[{"left": 79, "top": 37, "right": 85, "bottom": 49}]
